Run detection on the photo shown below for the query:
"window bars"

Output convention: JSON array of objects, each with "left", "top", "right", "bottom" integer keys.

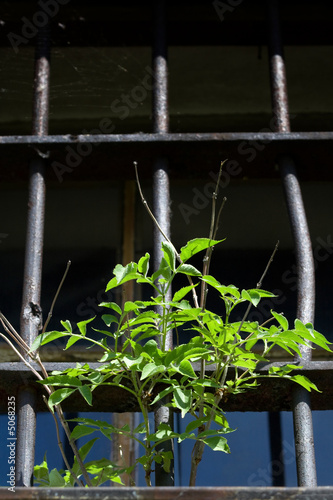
[{"left": 0, "top": 0, "right": 333, "bottom": 492}]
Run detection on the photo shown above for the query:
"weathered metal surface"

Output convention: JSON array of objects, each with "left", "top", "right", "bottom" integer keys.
[
  {"left": 1, "top": 361, "right": 333, "bottom": 414},
  {"left": 267, "top": 0, "right": 317, "bottom": 487},
  {"left": 16, "top": 22, "right": 50, "bottom": 487},
  {"left": 1, "top": 132, "right": 333, "bottom": 183},
  {"left": 1, "top": 131, "right": 333, "bottom": 145},
  {"left": 1, "top": 487, "right": 333, "bottom": 500},
  {"left": 152, "top": 0, "right": 173, "bottom": 486}
]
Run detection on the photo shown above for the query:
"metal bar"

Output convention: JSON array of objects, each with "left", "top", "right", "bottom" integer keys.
[
  {"left": 268, "top": 412, "right": 285, "bottom": 486},
  {"left": 267, "top": 0, "right": 317, "bottom": 487},
  {"left": 152, "top": 0, "right": 174, "bottom": 487},
  {"left": 1, "top": 360, "right": 333, "bottom": 413},
  {"left": 111, "top": 181, "right": 137, "bottom": 486},
  {"left": 2, "top": 131, "right": 333, "bottom": 145},
  {"left": 1, "top": 486, "right": 333, "bottom": 500},
  {"left": 16, "top": 17, "right": 50, "bottom": 487}
]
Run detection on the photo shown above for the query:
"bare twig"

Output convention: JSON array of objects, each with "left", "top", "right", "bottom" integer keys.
[
  {"left": 0, "top": 303, "right": 92, "bottom": 486},
  {"left": 236, "top": 240, "right": 280, "bottom": 337},
  {"left": 43, "top": 396, "right": 84, "bottom": 487},
  {"left": 0, "top": 312, "right": 30, "bottom": 354},
  {"left": 42, "top": 260, "right": 71, "bottom": 334},
  {"left": 134, "top": 161, "right": 200, "bottom": 309},
  {"left": 0, "top": 332, "right": 46, "bottom": 385}
]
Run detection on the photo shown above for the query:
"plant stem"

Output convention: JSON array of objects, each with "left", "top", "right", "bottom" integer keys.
[
  {"left": 42, "top": 260, "right": 71, "bottom": 334},
  {"left": 134, "top": 161, "right": 200, "bottom": 309},
  {"left": 43, "top": 396, "right": 83, "bottom": 487}
]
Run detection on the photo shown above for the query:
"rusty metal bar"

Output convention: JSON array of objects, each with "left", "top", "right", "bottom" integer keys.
[
  {"left": 1, "top": 131, "right": 333, "bottom": 145},
  {"left": 1, "top": 487, "right": 333, "bottom": 500},
  {"left": 16, "top": 18, "right": 50, "bottom": 487},
  {"left": 151, "top": 0, "right": 174, "bottom": 487},
  {"left": 2, "top": 360, "right": 333, "bottom": 414},
  {"left": 267, "top": 0, "right": 317, "bottom": 487}
]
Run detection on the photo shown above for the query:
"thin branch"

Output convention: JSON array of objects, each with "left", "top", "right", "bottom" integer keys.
[
  {"left": 42, "top": 260, "right": 71, "bottom": 334},
  {"left": 134, "top": 161, "right": 200, "bottom": 309},
  {"left": 236, "top": 240, "right": 280, "bottom": 337},
  {"left": 42, "top": 396, "right": 84, "bottom": 487},
  {"left": 55, "top": 404, "right": 93, "bottom": 486},
  {"left": 0, "top": 312, "right": 30, "bottom": 354},
  {"left": 0, "top": 333, "right": 48, "bottom": 387}
]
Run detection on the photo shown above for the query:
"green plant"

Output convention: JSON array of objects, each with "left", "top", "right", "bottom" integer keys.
[
  {"left": 1, "top": 165, "right": 331, "bottom": 487},
  {"left": 29, "top": 237, "right": 331, "bottom": 487}
]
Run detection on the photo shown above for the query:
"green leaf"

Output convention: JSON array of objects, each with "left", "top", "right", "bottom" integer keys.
[
  {"left": 138, "top": 252, "right": 150, "bottom": 277},
  {"left": 172, "top": 284, "right": 198, "bottom": 302},
  {"left": 71, "top": 438, "right": 99, "bottom": 481},
  {"left": 61, "top": 320, "right": 72, "bottom": 332},
  {"left": 33, "top": 455, "right": 50, "bottom": 486},
  {"left": 99, "top": 302, "right": 122, "bottom": 315},
  {"left": 173, "top": 387, "right": 192, "bottom": 417},
  {"left": 71, "top": 424, "right": 96, "bottom": 440},
  {"left": 124, "top": 301, "right": 142, "bottom": 313},
  {"left": 248, "top": 289, "right": 276, "bottom": 298},
  {"left": 185, "top": 417, "right": 209, "bottom": 433},
  {"left": 39, "top": 375, "right": 82, "bottom": 387},
  {"left": 290, "top": 374, "right": 320, "bottom": 392},
  {"left": 64, "top": 334, "right": 82, "bottom": 350},
  {"left": 271, "top": 310, "right": 289, "bottom": 330},
  {"left": 30, "top": 331, "right": 68, "bottom": 352},
  {"left": 78, "top": 385, "right": 93, "bottom": 405},
  {"left": 77, "top": 437, "right": 99, "bottom": 462},
  {"left": 202, "top": 436, "right": 230, "bottom": 453},
  {"left": 151, "top": 385, "right": 175, "bottom": 405},
  {"left": 200, "top": 277, "right": 240, "bottom": 299},
  {"left": 106, "top": 263, "right": 140, "bottom": 290},
  {"left": 101, "top": 314, "right": 118, "bottom": 327},
  {"left": 295, "top": 321, "right": 332, "bottom": 352},
  {"left": 160, "top": 450, "right": 173, "bottom": 473},
  {"left": 241, "top": 289, "right": 261, "bottom": 307},
  {"left": 140, "top": 362, "right": 165, "bottom": 380},
  {"left": 49, "top": 468, "right": 65, "bottom": 487},
  {"left": 178, "top": 359, "right": 197, "bottom": 378},
  {"left": 152, "top": 257, "right": 173, "bottom": 282},
  {"left": 179, "top": 238, "right": 225, "bottom": 263},
  {"left": 77, "top": 316, "right": 95, "bottom": 336},
  {"left": 176, "top": 264, "right": 202, "bottom": 277},
  {"left": 162, "top": 241, "right": 176, "bottom": 272},
  {"left": 48, "top": 388, "right": 76, "bottom": 411}
]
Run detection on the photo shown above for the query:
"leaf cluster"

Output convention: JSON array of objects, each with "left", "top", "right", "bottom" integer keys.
[{"left": 31, "top": 238, "right": 332, "bottom": 486}]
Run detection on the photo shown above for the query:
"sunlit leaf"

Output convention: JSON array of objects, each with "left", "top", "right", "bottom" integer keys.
[{"left": 180, "top": 238, "right": 225, "bottom": 263}]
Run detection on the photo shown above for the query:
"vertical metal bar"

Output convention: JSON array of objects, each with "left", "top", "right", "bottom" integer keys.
[
  {"left": 267, "top": 0, "right": 317, "bottom": 487},
  {"left": 112, "top": 181, "right": 137, "bottom": 486},
  {"left": 268, "top": 412, "right": 285, "bottom": 486},
  {"left": 16, "top": 18, "right": 50, "bottom": 487},
  {"left": 152, "top": 0, "right": 174, "bottom": 487}
]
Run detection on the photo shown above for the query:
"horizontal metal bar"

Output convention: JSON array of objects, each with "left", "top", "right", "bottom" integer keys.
[
  {"left": 1, "top": 487, "right": 333, "bottom": 500},
  {"left": 1, "top": 131, "right": 333, "bottom": 183},
  {"left": 1, "top": 360, "right": 332, "bottom": 413},
  {"left": 1, "top": 131, "right": 333, "bottom": 145}
]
